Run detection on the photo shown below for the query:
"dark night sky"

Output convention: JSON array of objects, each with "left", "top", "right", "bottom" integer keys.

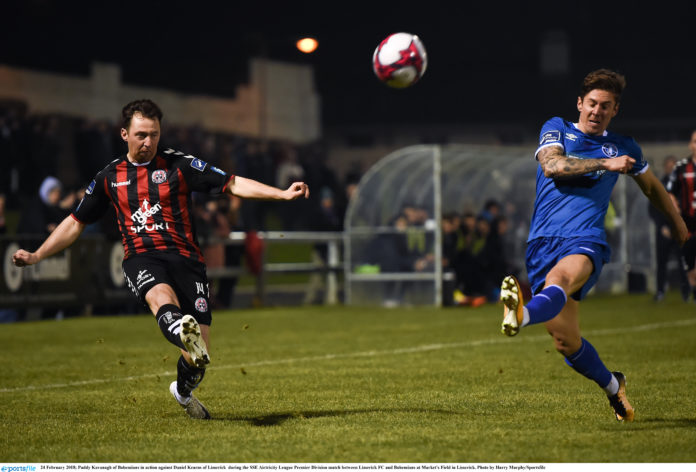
[{"left": 2, "top": 1, "right": 695, "bottom": 130}]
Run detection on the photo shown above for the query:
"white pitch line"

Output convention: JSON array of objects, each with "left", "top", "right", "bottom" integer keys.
[{"left": 2, "top": 318, "right": 694, "bottom": 394}]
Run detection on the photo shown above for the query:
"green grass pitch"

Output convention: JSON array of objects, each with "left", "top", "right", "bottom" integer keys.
[{"left": 1, "top": 292, "right": 695, "bottom": 463}]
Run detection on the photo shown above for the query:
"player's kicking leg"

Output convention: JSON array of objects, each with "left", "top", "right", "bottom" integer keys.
[
  {"left": 500, "top": 275, "right": 525, "bottom": 336},
  {"left": 156, "top": 310, "right": 211, "bottom": 419},
  {"left": 156, "top": 306, "right": 210, "bottom": 367}
]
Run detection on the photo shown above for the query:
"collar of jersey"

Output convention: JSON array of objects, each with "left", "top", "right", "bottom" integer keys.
[
  {"left": 128, "top": 157, "right": 154, "bottom": 167},
  {"left": 573, "top": 122, "right": 608, "bottom": 137}
]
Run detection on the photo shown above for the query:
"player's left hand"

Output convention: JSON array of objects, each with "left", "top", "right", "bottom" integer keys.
[
  {"left": 606, "top": 155, "right": 636, "bottom": 174},
  {"left": 284, "top": 182, "right": 310, "bottom": 200}
]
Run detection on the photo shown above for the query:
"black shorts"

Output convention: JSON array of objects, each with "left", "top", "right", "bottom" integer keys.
[
  {"left": 683, "top": 235, "right": 696, "bottom": 271},
  {"left": 122, "top": 252, "right": 212, "bottom": 325}
]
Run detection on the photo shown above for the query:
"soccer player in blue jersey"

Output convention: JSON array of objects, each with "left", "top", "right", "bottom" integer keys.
[{"left": 499, "top": 69, "right": 689, "bottom": 422}]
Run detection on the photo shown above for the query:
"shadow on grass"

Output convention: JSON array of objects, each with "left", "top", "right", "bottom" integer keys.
[
  {"left": 211, "top": 408, "right": 466, "bottom": 426},
  {"left": 627, "top": 417, "right": 696, "bottom": 429},
  {"left": 596, "top": 417, "right": 696, "bottom": 431}
]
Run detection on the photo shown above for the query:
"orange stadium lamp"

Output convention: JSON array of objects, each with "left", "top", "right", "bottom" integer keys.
[{"left": 296, "top": 37, "right": 318, "bottom": 54}]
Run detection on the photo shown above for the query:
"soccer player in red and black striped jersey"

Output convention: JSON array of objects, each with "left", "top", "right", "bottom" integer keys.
[
  {"left": 666, "top": 130, "right": 696, "bottom": 301},
  {"left": 12, "top": 99, "right": 310, "bottom": 419}
]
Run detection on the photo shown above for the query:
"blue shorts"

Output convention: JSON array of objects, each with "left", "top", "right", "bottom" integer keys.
[{"left": 526, "top": 237, "right": 611, "bottom": 301}]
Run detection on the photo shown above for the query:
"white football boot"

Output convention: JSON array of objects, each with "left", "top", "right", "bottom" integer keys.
[
  {"left": 169, "top": 381, "right": 211, "bottom": 420},
  {"left": 500, "top": 275, "right": 525, "bottom": 336},
  {"left": 179, "top": 315, "right": 210, "bottom": 368}
]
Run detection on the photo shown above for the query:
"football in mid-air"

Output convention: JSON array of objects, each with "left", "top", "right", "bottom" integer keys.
[{"left": 372, "top": 32, "right": 428, "bottom": 89}]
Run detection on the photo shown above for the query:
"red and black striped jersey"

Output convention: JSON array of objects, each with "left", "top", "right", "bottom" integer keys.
[
  {"left": 72, "top": 148, "right": 233, "bottom": 262},
  {"left": 666, "top": 157, "right": 696, "bottom": 232}
]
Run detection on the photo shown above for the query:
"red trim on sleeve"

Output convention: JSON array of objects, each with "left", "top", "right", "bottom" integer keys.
[{"left": 224, "top": 174, "right": 235, "bottom": 191}]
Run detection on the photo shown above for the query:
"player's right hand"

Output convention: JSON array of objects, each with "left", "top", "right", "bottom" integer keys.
[
  {"left": 671, "top": 220, "right": 690, "bottom": 247},
  {"left": 12, "top": 249, "right": 37, "bottom": 267}
]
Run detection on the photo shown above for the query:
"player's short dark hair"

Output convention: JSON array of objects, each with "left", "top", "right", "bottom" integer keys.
[
  {"left": 579, "top": 69, "right": 626, "bottom": 103},
  {"left": 121, "top": 99, "right": 163, "bottom": 129}
]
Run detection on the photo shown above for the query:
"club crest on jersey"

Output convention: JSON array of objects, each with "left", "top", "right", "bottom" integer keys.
[
  {"left": 190, "top": 158, "right": 207, "bottom": 172},
  {"left": 151, "top": 170, "right": 167, "bottom": 184},
  {"left": 540, "top": 130, "right": 561, "bottom": 146},
  {"left": 194, "top": 297, "right": 208, "bottom": 312},
  {"left": 602, "top": 143, "right": 619, "bottom": 158}
]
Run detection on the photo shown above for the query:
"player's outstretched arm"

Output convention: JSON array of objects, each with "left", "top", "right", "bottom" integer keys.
[
  {"left": 12, "top": 215, "right": 86, "bottom": 267},
  {"left": 537, "top": 146, "right": 635, "bottom": 178},
  {"left": 633, "top": 169, "right": 689, "bottom": 246},
  {"left": 226, "top": 176, "right": 309, "bottom": 201}
]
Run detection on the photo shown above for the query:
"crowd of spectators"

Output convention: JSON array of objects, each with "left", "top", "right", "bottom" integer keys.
[
  {"left": 445, "top": 199, "right": 520, "bottom": 307},
  {"left": 359, "top": 198, "right": 524, "bottom": 307}
]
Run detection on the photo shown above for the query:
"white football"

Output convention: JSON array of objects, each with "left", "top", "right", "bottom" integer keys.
[{"left": 372, "top": 32, "right": 428, "bottom": 88}]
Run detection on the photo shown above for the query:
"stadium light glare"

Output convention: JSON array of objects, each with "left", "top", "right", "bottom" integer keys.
[{"left": 296, "top": 37, "right": 318, "bottom": 54}]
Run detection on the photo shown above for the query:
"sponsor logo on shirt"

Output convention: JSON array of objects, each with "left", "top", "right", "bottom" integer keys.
[
  {"left": 131, "top": 199, "right": 160, "bottom": 224},
  {"left": 130, "top": 198, "right": 170, "bottom": 233},
  {"left": 111, "top": 179, "right": 131, "bottom": 188},
  {"left": 210, "top": 166, "right": 226, "bottom": 176},
  {"left": 566, "top": 133, "right": 578, "bottom": 141},
  {"left": 540, "top": 130, "right": 561, "bottom": 146}
]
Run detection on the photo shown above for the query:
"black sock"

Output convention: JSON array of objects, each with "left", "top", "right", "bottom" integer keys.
[
  {"left": 156, "top": 304, "right": 186, "bottom": 350},
  {"left": 177, "top": 354, "right": 206, "bottom": 397}
]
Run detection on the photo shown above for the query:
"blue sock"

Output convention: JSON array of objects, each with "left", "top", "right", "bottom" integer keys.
[
  {"left": 564, "top": 338, "right": 613, "bottom": 389},
  {"left": 525, "top": 285, "right": 567, "bottom": 326}
]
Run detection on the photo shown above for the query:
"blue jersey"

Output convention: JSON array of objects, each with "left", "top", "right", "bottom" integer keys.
[{"left": 528, "top": 117, "right": 648, "bottom": 242}]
